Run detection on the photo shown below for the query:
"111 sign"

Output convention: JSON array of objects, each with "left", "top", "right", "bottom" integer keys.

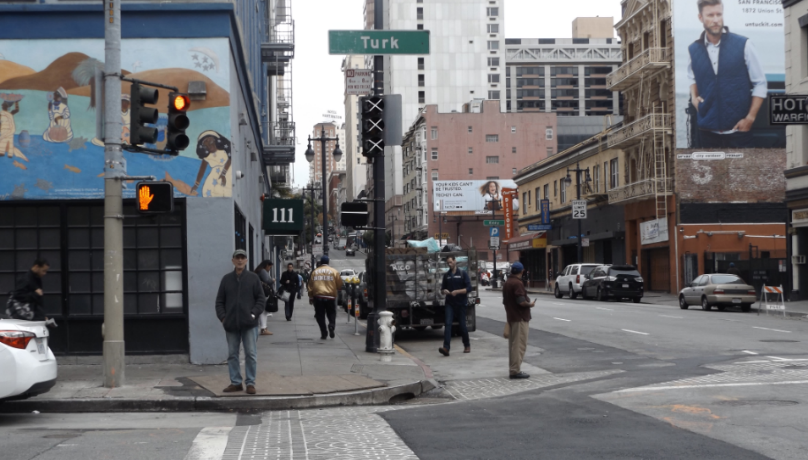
[
  {"left": 263, "top": 199, "right": 304, "bottom": 236},
  {"left": 271, "top": 207, "right": 295, "bottom": 224}
]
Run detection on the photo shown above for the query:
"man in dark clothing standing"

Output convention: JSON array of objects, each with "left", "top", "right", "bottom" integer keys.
[
  {"left": 727, "top": 263, "right": 742, "bottom": 279},
  {"left": 215, "top": 249, "right": 266, "bottom": 395},
  {"left": 280, "top": 263, "right": 300, "bottom": 321},
  {"left": 503, "top": 262, "right": 534, "bottom": 379},
  {"left": 6, "top": 258, "right": 50, "bottom": 321},
  {"left": 439, "top": 255, "right": 472, "bottom": 357}
]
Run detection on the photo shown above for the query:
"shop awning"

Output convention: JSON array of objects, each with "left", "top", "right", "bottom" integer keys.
[{"left": 506, "top": 232, "right": 547, "bottom": 252}]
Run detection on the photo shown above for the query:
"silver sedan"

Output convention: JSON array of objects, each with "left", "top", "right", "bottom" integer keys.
[{"left": 678, "top": 274, "right": 757, "bottom": 312}]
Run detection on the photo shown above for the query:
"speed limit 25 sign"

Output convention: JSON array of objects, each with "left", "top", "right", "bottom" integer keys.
[{"left": 572, "top": 200, "right": 587, "bottom": 220}]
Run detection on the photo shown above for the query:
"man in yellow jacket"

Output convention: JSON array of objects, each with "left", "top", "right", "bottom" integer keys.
[{"left": 307, "top": 256, "right": 344, "bottom": 339}]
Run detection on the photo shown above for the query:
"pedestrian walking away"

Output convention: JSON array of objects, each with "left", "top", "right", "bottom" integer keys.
[
  {"left": 280, "top": 263, "right": 300, "bottom": 320},
  {"left": 503, "top": 262, "right": 535, "bottom": 379},
  {"left": 254, "top": 260, "right": 274, "bottom": 336},
  {"left": 5, "top": 258, "right": 51, "bottom": 324},
  {"left": 215, "top": 249, "right": 266, "bottom": 395},
  {"left": 439, "top": 255, "right": 472, "bottom": 357},
  {"left": 307, "top": 256, "right": 343, "bottom": 339},
  {"left": 297, "top": 272, "right": 304, "bottom": 299}
]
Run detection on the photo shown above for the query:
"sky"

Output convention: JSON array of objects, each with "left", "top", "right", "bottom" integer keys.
[{"left": 290, "top": 0, "right": 624, "bottom": 187}]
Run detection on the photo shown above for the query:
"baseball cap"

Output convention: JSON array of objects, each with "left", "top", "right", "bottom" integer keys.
[
  {"left": 320, "top": 255, "right": 330, "bottom": 264},
  {"left": 233, "top": 249, "right": 248, "bottom": 258},
  {"left": 511, "top": 262, "right": 524, "bottom": 273}
]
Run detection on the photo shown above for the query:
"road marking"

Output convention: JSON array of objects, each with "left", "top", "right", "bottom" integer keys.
[
  {"left": 616, "top": 380, "right": 808, "bottom": 393},
  {"left": 183, "top": 427, "right": 233, "bottom": 460},
  {"left": 596, "top": 307, "right": 614, "bottom": 311},
  {"left": 553, "top": 317, "right": 571, "bottom": 322},
  {"left": 741, "top": 350, "right": 758, "bottom": 355},
  {"left": 752, "top": 326, "right": 791, "bottom": 333},
  {"left": 551, "top": 302, "right": 565, "bottom": 306},
  {"left": 659, "top": 315, "right": 682, "bottom": 319},
  {"left": 622, "top": 329, "right": 649, "bottom": 336}
]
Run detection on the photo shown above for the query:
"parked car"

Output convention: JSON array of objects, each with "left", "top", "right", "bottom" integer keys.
[
  {"left": 346, "top": 247, "right": 355, "bottom": 257},
  {"left": 337, "top": 269, "right": 357, "bottom": 308},
  {"left": 679, "top": 274, "right": 756, "bottom": 312},
  {"left": 0, "top": 318, "right": 57, "bottom": 402},
  {"left": 554, "top": 263, "right": 601, "bottom": 299},
  {"left": 581, "top": 265, "right": 644, "bottom": 303}
]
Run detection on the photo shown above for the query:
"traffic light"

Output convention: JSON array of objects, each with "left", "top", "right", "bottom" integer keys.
[
  {"left": 136, "top": 181, "right": 174, "bottom": 214},
  {"left": 166, "top": 92, "right": 191, "bottom": 152},
  {"left": 340, "top": 202, "right": 369, "bottom": 228},
  {"left": 130, "top": 82, "right": 159, "bottom": 145},
  {"left": 361, "top": 96, "right": 384, "bottom": 157}
]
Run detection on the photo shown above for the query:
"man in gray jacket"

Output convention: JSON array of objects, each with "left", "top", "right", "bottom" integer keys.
[{"left": 215, "top": 249, "right": 266, "bottom": 394}]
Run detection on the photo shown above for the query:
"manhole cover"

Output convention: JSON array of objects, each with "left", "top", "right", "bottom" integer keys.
[
  {"left": 760, "top": 340, "right": 799, "bottom": 343},
  {"left": 716, "top": 400, "right": 799, "bottom": 407}
]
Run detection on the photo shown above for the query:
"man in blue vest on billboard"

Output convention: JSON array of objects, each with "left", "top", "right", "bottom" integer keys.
[{"left": 688, "top": 0, "right": 767, "bottom": 149}]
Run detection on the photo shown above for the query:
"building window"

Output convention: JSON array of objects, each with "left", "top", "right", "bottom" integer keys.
[
  {"left": 593, "top": 165, "right": 600, "bottom": 193},
  {"left": 554, "top": 180, "right": 558, "bottom": 197},
  {"left": 534, "top": 188, "right": 540, "bottom": 210},
  {"left": 546, "top": 127, "right": 554, "bottom": 140},
  {"left": 486, "top": 176, "right": 500, "bottom": 180},
  {"left": 488, "top": 74, "right": 500, "bottom": 83},
  {"left": 561, "top": 179, "right": 567, "bottom": 203},
  {"left": 488, "top": 91, "right": 500, "bottom": 100},
  {"left": 488, "top": 24, "right": 499, "bottom": 34},
  {"left": 487, "top": 7, "right": 499, "bottom": 16},
  {"left": 523, "top": 192, "right": 527, "bottom": 214},
  {"left": 418, "top": 74, "right": 425, "bottom": 87},
  {"left": 469, "top": 168, "right": 474, "bottom": 175},
  {"left": 488, "top": 57, "right": 500, "bottom": 67},
  {"left": 511, "top": 126, "right": 516, "bottom": 133},
  {"left": 431, "top": 127, "right": 438, "bottom": 139},
  {"left": 418, "top": 57, "right": 424, "bottom": 70},
  {"left": 417, "top": 7, "right": 423, "bottom": 20},
  {"left": 610, "top": 158, "right": 619, "bottom": 189},
  {"left": 486, "top": 156, "right": 499, "bottom": 164},
  {"left": 417, "top": 24, "right": 424, "bottom": 30},
  {"left": 486, "top": 134, "right": 499, "bottom": 142},
  {"left": 468, "top": 126, "right": 473, "bottom": 133},
  {"left": 544, "top": 184, "right": 549, "bottom": 200},
  {"left": 468, "top": 147, "right": 473, "bottom": 154},
  {"left": 512, "top": 147, "right": 517, "bottom": 153},
  {"left": 547, "top": 147, "right": 553, "bottom": 156},
  {"left": 487, "top": 40, "right": 499, "bottom": 51},
  {"left": 418, "top": 91, "right": 425, "bottom": 104},
  {"left": 604, "top": 162, "right": 608, "bottom": 190},
  {"left": 432, "top": 170, "right": 439, "bottom": 181},
  {"left": 431, "top": 149, "right": 438, "bottom": 160}
]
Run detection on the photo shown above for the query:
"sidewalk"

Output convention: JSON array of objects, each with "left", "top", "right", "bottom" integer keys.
[{"left": 1, "top": 293, "right": 433, "bottom": 413}]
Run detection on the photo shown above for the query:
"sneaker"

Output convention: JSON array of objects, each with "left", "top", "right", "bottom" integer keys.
[
  {"left": 509, "top": 372, "right": 530, "bottom": 380},
  {"left": 260, "top": 329, "right": 273, "bottom": 336},
  {"left": 223, "top": 384, "right": 244, "bottom": 392},
  {"left": 439, "top": 347, "right": 450, "bottom": 357},
  {"left": 464, "top": 347, "right": 470, "bottom": 353},
  {"left": 321, "top": 335, "right": 328, "bottom": 340},
  {"left": 246, "top": 385, "right": 256, "bottom": 395},
  {"left": 329, "top": 325, "right": 335, "bottom": 338}
]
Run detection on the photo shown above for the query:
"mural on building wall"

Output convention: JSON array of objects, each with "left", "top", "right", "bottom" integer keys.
[{"left": 0, "top": 39, "right": 233, "bottom": 200}]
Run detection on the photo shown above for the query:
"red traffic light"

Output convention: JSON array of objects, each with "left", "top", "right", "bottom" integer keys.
[{"left": 171, "top": 94, "right": 190, "bottom": 112}]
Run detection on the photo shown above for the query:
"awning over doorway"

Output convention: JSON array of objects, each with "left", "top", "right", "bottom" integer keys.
[{"left": 507, "top": 232, "right": 547, "bottom": 253}]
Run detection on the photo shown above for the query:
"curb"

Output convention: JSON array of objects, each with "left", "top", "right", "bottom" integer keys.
[{"left": 0, "top": 380, "right": 436, "bottom": 414}]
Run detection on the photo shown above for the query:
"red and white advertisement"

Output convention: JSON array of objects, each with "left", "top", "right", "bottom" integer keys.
[{"left": 501, "top": 189, "right": 518, "bottom": 240}]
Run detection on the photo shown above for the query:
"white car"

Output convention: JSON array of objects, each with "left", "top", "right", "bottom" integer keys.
[
  {"left": 0, "top": 319, "right": 57, "bottom": 402},
  {"left": 555, "top": 263, "right": 601, "bottom": 299},
  {"left": 340, "top": 269, "right": 356, "bottom": 284}
]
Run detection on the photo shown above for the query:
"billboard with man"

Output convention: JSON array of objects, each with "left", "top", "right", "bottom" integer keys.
[{"left": 674, "top": 0, "right": 785, "bottom": 149}]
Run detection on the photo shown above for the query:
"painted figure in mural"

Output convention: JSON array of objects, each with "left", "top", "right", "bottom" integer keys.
[
  {"left": 0, "top": 99, "right": 29, "bottom": 162},
  {"left": 121, "top": 94, "right": 131, "bottom": 144},
  {"left": 43, "top": 87, "right": 73, "bottom": 143},
  {"left": 191, "top": 130, "right": 232, "bottom": 198},
  {"left": 480, "top": 181, "right": 502, "bottom": 211}
]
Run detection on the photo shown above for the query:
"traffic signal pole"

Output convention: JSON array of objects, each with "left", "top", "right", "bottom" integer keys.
[{"left": 103, "top": 0, "right": 125, "bottom": 388}]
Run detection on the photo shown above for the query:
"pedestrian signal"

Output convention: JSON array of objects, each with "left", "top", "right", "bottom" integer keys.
[{"left": 136, "top": 181, "right": 174, "bottom": 214}]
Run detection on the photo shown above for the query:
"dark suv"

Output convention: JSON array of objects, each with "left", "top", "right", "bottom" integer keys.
[{"left": 581, "top": 265, "right": 644, "bottom": 303}]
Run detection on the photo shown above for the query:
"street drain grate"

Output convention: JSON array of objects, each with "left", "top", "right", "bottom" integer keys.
[
  {"left": 716, "top": 400, "right": 799, "bottom": 407},
  {"left": 759, "top": 339, "right": 800, "bottom": 343}
]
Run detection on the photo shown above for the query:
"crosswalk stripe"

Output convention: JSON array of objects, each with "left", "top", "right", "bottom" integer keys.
[{"left": 183, "top": 427, "right": 233, "bottom": 460}]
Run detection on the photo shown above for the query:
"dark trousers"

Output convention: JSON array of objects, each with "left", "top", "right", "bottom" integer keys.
[
  {"left": 698, "top": 130, "right": 753, "bottom": 149},
  {"left": 285, "top": 292, "right": 296, "bottom": 320},
  {"left": 443, "top": 303, "right": 470, "bottom": 351},
  {"left": 313, "top": 298, "right": 336, "bottom": 337}
]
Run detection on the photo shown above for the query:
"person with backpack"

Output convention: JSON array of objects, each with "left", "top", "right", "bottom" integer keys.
[
  {"left": 254, "top": 260, "right": 274, "bottom": 336},
  {"left": 6, "top": 258, "right": 50, "bottom": 321}
]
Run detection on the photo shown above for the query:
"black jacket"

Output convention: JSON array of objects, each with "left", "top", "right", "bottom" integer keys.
[
  {"left": 215, "top": 270, "right": 266, "bottom": 332},
  {"left": 280, "top": 270, "right": 300, "bottom": 292},
  {"left": 12, "top": 270, "right": 46, "bottom": 320}
]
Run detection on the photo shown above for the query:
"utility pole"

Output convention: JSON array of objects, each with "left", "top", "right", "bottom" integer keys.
[
  {"left": 103, "top": 0, "right": 125, "bottom": 388},
  {"left": 492, "top": 204, "right": 497, "bottom": 286}
]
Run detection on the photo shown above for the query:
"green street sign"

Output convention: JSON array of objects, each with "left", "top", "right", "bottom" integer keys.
[
  {"left": 263, "top": 199, "right": 304, "bottom": 236},
  {"left": 328, "top": 30, "right": 430, "bottom": 55},
  {"left": 483, "top": 220, "right": 505, "bottom": 226}
]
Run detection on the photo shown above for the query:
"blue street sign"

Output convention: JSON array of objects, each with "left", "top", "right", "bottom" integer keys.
[
  {"left": 540, "top": 199, "right": 551, "bottom": 225},
  {"left": 528, "top": 224, "right": 552, "bottom": 232},
  {"left": 490, "top": 227, "right": 500, "bottom": 237}
]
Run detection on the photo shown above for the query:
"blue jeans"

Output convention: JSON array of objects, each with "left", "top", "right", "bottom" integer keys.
[
  {"left": 225, "top": 327, "right": 258, "bottom": 386},
  {"left": 444, "top": 303, "right": 470, "bottom": 351}
]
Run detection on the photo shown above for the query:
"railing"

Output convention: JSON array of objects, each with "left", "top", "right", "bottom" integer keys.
[
  {"left": 269, "top": 121, "right": 295, "bottom": 146},
  {"left": 606, "top": 47, "right": 671, "bottom": 90},
  {"left": 608, "top": 178, "right": 672, "bottom": 204},
  {"left": 607, "top": 113, "right": 671, "bottom": 148}
]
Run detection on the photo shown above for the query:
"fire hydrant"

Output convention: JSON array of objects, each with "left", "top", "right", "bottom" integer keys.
[{"left": 378, "top": 311, "right": 396, "bottom": 362}]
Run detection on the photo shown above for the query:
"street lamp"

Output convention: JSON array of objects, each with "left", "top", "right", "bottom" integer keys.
[
  {"left": 302, "top": 184, "right": 318, "bottom": 269},
  {"left": 564, "top": 162, "right": 591, "bottom": 263},
  {"left": 305, "top": 127, "right": 342, "bottom": 256}
]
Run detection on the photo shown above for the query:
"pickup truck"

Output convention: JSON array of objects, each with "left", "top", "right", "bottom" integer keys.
[{"left": 554, "top": 263, "right": 601, "bottom": 299}]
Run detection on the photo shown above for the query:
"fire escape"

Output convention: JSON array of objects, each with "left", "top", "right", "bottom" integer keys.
[{"left": 262, "top": 0, "right": 295, "bottom": 177}]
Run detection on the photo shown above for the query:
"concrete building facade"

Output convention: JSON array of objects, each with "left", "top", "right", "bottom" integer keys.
[{"left": 342, "top": 55, "right": 368, "bottom": 202}]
